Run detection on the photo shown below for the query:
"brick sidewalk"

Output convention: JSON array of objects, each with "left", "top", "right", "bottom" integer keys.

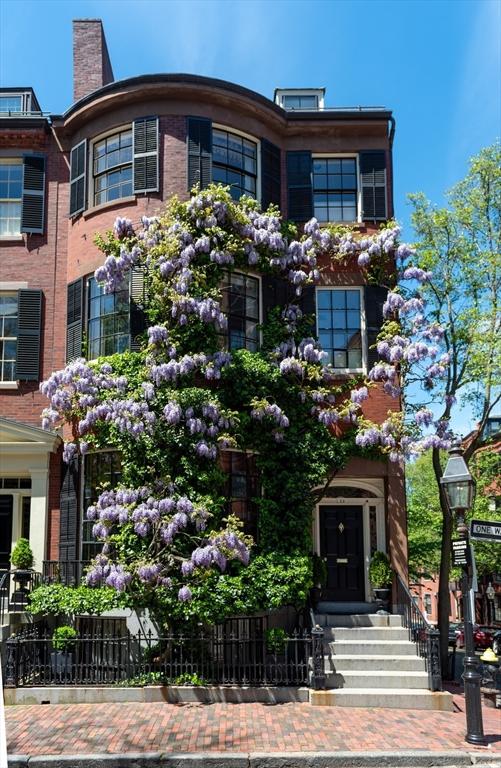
[{"left": 4, "top": 687, "right": 501, "bottom": 757}]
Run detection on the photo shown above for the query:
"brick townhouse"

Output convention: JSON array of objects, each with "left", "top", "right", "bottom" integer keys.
[{"left": 1, "top": 19, "right": 407, "bottom": 610}]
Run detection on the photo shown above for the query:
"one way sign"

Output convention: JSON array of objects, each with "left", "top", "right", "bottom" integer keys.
[{"left": 470, "top": 519, "right": 501, "bottom": 543}]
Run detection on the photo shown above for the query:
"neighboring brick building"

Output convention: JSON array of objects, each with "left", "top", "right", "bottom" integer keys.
[
  {"left": 1, "top": 19, "right": 407, "bottom": 612},
  {"left": 0, "top": 88, "right": 63, "bottom": 577}
]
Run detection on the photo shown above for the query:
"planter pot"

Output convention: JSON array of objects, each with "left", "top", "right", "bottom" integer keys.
[
  {"left": 14, "top": 569, "right": 32, "bottom": 589},
  {"left": 50, "top": 651, "right": 74, "bottom": 679},
  {"left": 373, "top": 587, "right": 391, "bottom": 611}
]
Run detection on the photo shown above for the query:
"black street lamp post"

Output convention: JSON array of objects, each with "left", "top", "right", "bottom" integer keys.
[{"left": 441, "top": 440, "right": 486, "bottom": 746}]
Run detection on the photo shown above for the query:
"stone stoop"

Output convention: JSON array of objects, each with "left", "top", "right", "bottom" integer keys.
[{"left": 310, "top": 612, "right": 454, "bottom": 711}]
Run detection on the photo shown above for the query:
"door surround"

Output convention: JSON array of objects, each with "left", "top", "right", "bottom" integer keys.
[{"left": 313, "top": 479, "right": 385, "bottom": 602}]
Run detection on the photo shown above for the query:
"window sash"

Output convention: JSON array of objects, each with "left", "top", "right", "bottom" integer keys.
[
  {"left": 0, "top": 292, "right": 18, "bottom": 381},
  {"left": 312, "top": 157, "right": 358, "bottom": 223},
  {"left": 82, "top": 451, "right": 122, "bottom": 562},
  {"left": 87, "top": 277, "right": 131, "bottom": 359},
  {"left": 222, "top": 273, "right": 260, "bottom": 351},
  {"left": 212, "top": 128, "right": 257, "bottom": 201},
  {"left": 93, "top": 129, "right": 133, "bottom": 206},
  {"left": 316, "top": 288, "right": 364, "bottom": 371}
]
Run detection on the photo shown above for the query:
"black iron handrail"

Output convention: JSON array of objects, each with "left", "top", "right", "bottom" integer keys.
[
  {"left": 396, "top": 572, "right": 442, "bottom": 691},
  {"left": 0, "top": 569, "right": 41, "bottom": 626}
]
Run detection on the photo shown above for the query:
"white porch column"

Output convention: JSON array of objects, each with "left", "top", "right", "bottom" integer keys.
[{"left": 28, "top": 468, "right": 49, "bottom": 572}]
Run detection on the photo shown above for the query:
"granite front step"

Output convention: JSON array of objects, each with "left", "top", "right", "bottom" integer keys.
[
  {"left": 314, "top": 613, "right": 403, "bottom": 628},
  {"left": 327, "top": 654, "right": 426, "bottom": 672},
  {"left": 329, "top": 640, "right": 419, "bottom": 656},
  {"left": 326, "top": 670, "right": 430, "bottom": 689},
  {"left": 326, "top": 627, "right": 410, "bottom": 641},
  {"left": 310, "top": 688, "right": 454, "bottom": 711}
]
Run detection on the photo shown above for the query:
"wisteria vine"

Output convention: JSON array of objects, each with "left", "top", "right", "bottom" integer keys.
[{"left": 41, "top": 185, "right": 453, "bottom": 602}]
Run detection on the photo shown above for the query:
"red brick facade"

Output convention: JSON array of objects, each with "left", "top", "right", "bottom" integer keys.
[{"left": 0, "top": 19, "right": 407, "bottom": 582}]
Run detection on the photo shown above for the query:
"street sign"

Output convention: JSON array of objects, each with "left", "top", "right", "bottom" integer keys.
[
  {"left": 470, "top": 519, "right": 501, "bottom": 543},
  {"left": 452, "top": 539, "right": 470, "bottom": 567}
]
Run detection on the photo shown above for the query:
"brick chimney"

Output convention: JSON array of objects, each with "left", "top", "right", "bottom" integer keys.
[{"left": 73, "top": 19, "right": 114, "bottom": 103}]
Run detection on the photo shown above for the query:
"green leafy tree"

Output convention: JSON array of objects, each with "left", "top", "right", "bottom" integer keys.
[{"left": 408, "top": 142, "right": 501, "bottom": 669}]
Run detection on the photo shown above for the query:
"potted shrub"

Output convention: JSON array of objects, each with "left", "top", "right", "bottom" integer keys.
[
  {"left": 369, "top": 551, "right": 393, "bottom": 607},
  {"left": 9, "top": 538, "right": 34, "bottom": 610},
  {"left": 51, "top": 625, "right": 78, "bottom": 678}
]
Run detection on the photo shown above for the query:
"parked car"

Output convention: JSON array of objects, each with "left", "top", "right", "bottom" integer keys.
[
  {"left": 456, "top": 625, "right": 495, "bottom": 650},
  {"left": 448, "top": 622, "right": 463, "bottom": 646},
  {"left": 492, "top": 629, "right": 501, "bottom": 656}
]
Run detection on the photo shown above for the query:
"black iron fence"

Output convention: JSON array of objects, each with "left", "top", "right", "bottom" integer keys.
[
  {"left": 396, "top": 573, "right": 442, "bottom": 691},
  {"left": 42, "top": 561, "right": 88, "bottom": 586},
  {"left": 2, "top": 624, "right": 326, "bottom": 689}
]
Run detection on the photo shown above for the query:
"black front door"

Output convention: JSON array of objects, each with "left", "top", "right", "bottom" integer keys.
[
  {"left": 0, "top": 495, "right": 13, "bottom": 570},
  {"left": 320, "top": 504, "right": 365, "bottom": 601}
]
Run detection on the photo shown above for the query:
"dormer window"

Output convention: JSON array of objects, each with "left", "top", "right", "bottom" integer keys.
[
  {"left": 0, "top": 91, "right": 36, "bottom": 115},
  {"left": 274, "top": 88, "right": 325, "bottom": 111}
]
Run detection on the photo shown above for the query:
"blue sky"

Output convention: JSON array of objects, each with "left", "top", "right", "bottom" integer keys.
[{"left": 1, "top": 0, "right": 500, "bottom": 433}]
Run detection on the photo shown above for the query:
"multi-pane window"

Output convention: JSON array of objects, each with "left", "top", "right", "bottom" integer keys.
[
  {"left": 93, "top": 129, "right": 133, "bottom": 206},
  {"left": 212, "top": 129, "right": 257, "bottom": 200},
  {"left": 317, "top": 288, "right": 363, "bottom": 370},
  {"left": 282, "top": 94, "right": 318, "bottom": 110},
  {"left": 82, "top": 451, "right": 122, "bottom": 561},
  {"left": 313, "top": 158, "right": 358, "bottom": 223},
  {"left": 222, "top": 451, "right": 259, "bottom": 539},
  {"left": 0, "top": 160, "right": 22, "bottom": 236},
  {"left": 221, "top": 273, "right": 259, "bottom": 351},
  {"left": 88, "top": 277, "right": 130, "bottom": 359},
  {"left": 0, "top": 293, "right": 18, "bottom": 381},
  {"left": 0, "top": 96, "right": 22, "bottom": 113}
]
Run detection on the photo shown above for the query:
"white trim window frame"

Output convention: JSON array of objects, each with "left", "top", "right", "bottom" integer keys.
[
  {"left": 312, "top": 153, "right": 361, "bottom": 225},
  {"left": 316, "top": 285, "right": 367, "bottom": 374},
  {"left": 0, "top": 291, "right": 18, "bottom": 382},
  {"left": 0, "top": 158, "right": 23, "bottom": 237},
  {"left": 212, "top": 123, "right": 261, "bottom": 204},
  {"left": 275, "top": 89, "right": 325, "bottom": 110},
  {"left": 89, "top": 125, "right": 133, "bottom": 208},
  {"left": 221, "top": 271, "right": 262, "bottom": 352}
]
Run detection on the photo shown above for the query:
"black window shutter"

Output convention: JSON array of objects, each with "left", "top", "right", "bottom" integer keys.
[
  {"left": 59, "top": 457, "right": 79, "bottom": 562},
  {"left": 286, "top": 151, "right": 312, "bottom": 222},
  {"left": 15, "top": 289, "right": 42, "bottom": 381},
  {"left": 360, "top": 152, "right": 387, "bottom": 221},
  {"left": 130, "top": 267, "right": 146, "bottom": 352},
  {"left": 66, "top": 278, "right": 84, "bottom": 362},
  {"left": 261, "top": 139, "right": 281, "bottom": 210},
  {"left": 20, "top": 155, "right": 45, "bottom": 234},
  {"left": 69, "top": 140, "right": 87, "bottom": 217},
  {"left": 133, "top": 117, "right": 159, "bottom": 193},
  {"left": 365, "top": 285, "right": 388, "bottom": 369},
  {"left": 187, "top": 117, "right": 212, "bottom": 191}
]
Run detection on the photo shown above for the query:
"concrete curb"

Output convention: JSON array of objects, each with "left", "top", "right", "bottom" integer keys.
[{"left": 7, "top": 751, "right": 501, "bottom": 768}]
